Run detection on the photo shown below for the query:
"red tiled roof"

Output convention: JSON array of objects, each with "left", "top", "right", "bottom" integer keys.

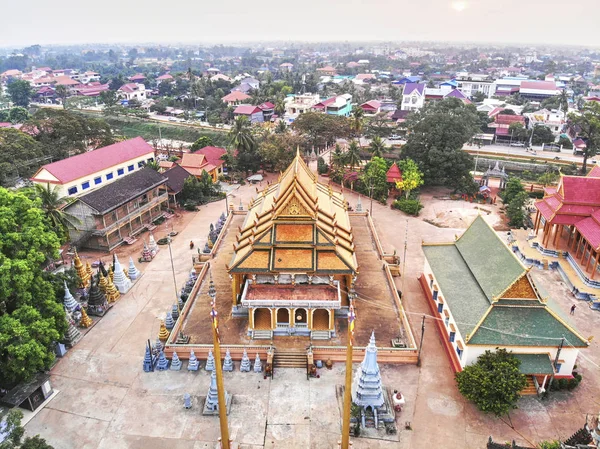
[
  {"left": 520, "top": 80, "right": 556, "bottom": 91},
  {"left": 386, "top": 162, "right": 402, "bottom": 183},
  {"left": 119, "top": 83, "right": 142, "bottom": 93},
  {"left": 560, "top": 176, "right": 600, "bottom": 204},
  {"left": 234, "top": 104, "right": 261, "bottom": 115},
  {"left": 258, "top": 102, "right": 275, "bottom": 110},
  {"left": 31, "top": 137, "right": 154, "bottom": 184},
  {"left": 53, "top": 75, "right": 80, "bottom": 86},
  {"left": 575, "top": 217, "right": 600, "bottom": 250},
  {"left": 312, "top": 97, "right": 336, "bottom": 109},
  {"left": 157, "top": 74, "right": 174, "bottom": 80},
  {"left": 495, "top": 114, "right": 525, "bottom": 125},
  {"left": 193, "top": 146, "right": 226, "bottom": 167},
  {"left": 535, "top": 199, "right": 554, "bottom": 221},
  {"left": 222, "top": 91, "right": 251, "bottom": 102},
  {"left": 361, "top": 100, "right": 381, "bottom": 111}
]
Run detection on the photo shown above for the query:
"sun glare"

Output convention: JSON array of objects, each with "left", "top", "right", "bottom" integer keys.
[{"left": 451, "top": 1, "right": 467, "bottom": 12}]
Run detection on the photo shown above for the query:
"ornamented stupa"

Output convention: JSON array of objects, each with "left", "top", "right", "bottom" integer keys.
[
  {"left": 142, "top": 243, "right": 153, "bottom": 262},
  {"left": 86, "top": 279, "right": 110, "bottom": 316},
  {"left": 222, "top": 349, "right": 234, "bottom": 371},
  {"left": 202, "top": 369, "right": 231, "bottom": 415},
  {"left": 352, "top": 332, "right": 394, "bottom": 429},
  {"left": 79, "top": 307, "right": 93, "bottom": 328},
  {"left": 128, "top": 257, "right": 141, "bottom": 280},
  {"left": 158, "top": 320, "right": 170, "bottom": 343},
  {"left": 97, "top": 271, "right": 109, "bottom": 293},
  {"left": 103, "top": 273, "right": 121, "bottom": 304},
  {"left": 112, "top": 255, "right": 132, "bottom": 294},
  {"left": 240, "top": 349, "right": 251, "bottom": 372},
  {"left": 73, "top": 250, "right": 90, "bottom": 288},
  {"left": 63, "top": 280, "right": 79, "bottom": 314},
  {"left": 148, "top": 233, "right": 159, "bottom": 255}
]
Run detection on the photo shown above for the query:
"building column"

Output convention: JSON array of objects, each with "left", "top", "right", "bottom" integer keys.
[
  {"left": 328, "top": 309, "right": 334, "bottom": 330},
  {"left": 591, "top": 252, "right": 600, "bottom": 280},
  {"left": 586, "top": 246, "right": 594, "bottom": 272},
  {"left": 553, "top": 223, "right": 561, "bottom": 248},
  {"left": 231, "top": 274, "right": 240, "bottom": 306},
  {"left": 249, "top": 308, "right": 254, "bottom": 329},
  {"left": 567, "top": 225, "right": 574, "bottom": 248},
  {"left": 290, "top": 308, "right": 295, "bottom": 327},
  {"left": 307, "top": 309, "right": 312, "bottom": 330},
  {"left": 271, "top": 309, "right": 276, "bottom": 330},
  {"left": 534, "top": 211, "right": 540, "bottom": 233}
]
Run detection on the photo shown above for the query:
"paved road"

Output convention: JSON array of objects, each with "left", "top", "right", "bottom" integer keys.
[{"left": 465, "top": 143, "right": 588, "bottom": 165}]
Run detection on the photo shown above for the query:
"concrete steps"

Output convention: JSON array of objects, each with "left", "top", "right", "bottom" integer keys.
[
  {"left": 521, "top": 376, "right": 538, "bottom": 396},
  {"left": 252, "top": 330, "right": 273, "bottom": 340},
  {"left": 274, "top": 350, "right": 306, "bottom": 368},
  {"left": 311, "top": 330, "right": 331, "bottom": 340}
]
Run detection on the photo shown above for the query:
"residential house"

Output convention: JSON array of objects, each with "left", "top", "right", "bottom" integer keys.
[
  {"left": 420, "top": 216, "right": 588, "bottom": 389},
  {"left": 456, "top": 78, "right": 496, "bottom": 99},
  {"left": 211, "top": 74, "right": 233, "bottom": 83},
  {"left": 74, "top": 82, "right": 110, "bottom": 97},
  {"left": 284, "top": 93, "right": 322, "bottom": 123},
  {"left": 258, "top": 102, "right": 275, "bottom": 121},
  {"left": 156, "top": 74, "right": 174, "bottom": 83},
  {"left": 524, "top": 109, "right": 565, "bottom": 135},
  {"left": 393, "top": 76, "right": 421, "bottom": 85},
  {"left": 231, "top": 77, "right": 259, "bottom": 94},
  {"left": 222, "top": 91, "right": 251, "bottom": 106},
  {"left": 279, "top": 62, "right": 294, "bottom": 72},
  {"left": 162, "top": 164, "right": 194, "bottom": 206},
  {"left": 519, "top": 80, "right": 560, "bottom": 101},
  {"left": 118, "top": 83, "right": 147, "bottom": 101},
  {"left": 129, "top": 74, "right": 146, "bottom": 83},
  {"left": 360, "top": 100, "right": 381, "bottom": 115},
  {"left": 316, "top": 66, "right": 337, "bottom": 76},
  {"left": 489, "top": 114, "right": 526, "bottom": 140},
  {"left": 64, "top": 168, "right": 168, "bottom": 251},
  {"left": 178, "top": 146, "right": 226, "bottom": 182},
  {"left": 312, "top": 94, "right": 352, "bottom": 117},
  {"left": 30, "top": 137, "right": 156, "bottom": 197},
  {"left": 233, "top": 104, "right": 264, "bottom": 123},
  {"left": 401, "top": 83, "right": 425, "bottom": 111},
  {"left": 53, "top": 75, "right": 80, "bottom": 88}
]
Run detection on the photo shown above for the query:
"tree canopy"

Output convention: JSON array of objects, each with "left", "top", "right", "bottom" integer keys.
[
  {"left": 0, "top": 128, "right": 44, "bottom": 187},
  {"left": 455, "top": 349, "right": 527, "bottom": 417},
  {"left": 401, "top": 98, "right": 478, "bottom": 189},
  {"left": 292, "top": 112, "right": 352, "bottom": 149},
  {"left": 7, "top": 80, "right": 32, "bottom": 108},
  {"left": 569, "top": 102, "right": 600, "bottom": 174},
  {"left": 0, "top": 409, "right": 55, "bottom": 449},
  {"left": 0, "top": 188, "right": 66, "bottom": 386},
  {"left": 396, "top": 159, "right": 424, "bottom": 199}
]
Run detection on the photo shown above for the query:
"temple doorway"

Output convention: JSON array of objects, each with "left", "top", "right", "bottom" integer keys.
[
  {"left": 295, "top": 308, "right": 307, "bottom": 326},
  {"left": 313, "top": 309, "right": 329, "bottom": 330},
  {"left": 276, "top": 308, "right": 290, "bottom": 326},
  {"left": 254, "top": 308, "right": 271, "bottom": 330}
]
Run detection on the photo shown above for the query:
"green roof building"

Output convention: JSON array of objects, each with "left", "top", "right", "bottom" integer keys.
[{"left": 419, "top": 215, "right": 589, "bottom": 392}]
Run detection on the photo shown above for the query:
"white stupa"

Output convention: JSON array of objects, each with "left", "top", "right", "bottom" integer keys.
[{"left": 112, "top": 254, "right": 132, "bottom": 294}]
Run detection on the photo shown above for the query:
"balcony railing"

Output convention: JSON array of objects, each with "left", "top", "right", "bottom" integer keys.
[{"left": 92, "top": 193, "right": 168, "bottom": 235}]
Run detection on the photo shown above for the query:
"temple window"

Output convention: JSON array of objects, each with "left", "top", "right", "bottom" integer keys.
[
  {"left": 128, "top": 164, "right": 134, "bottom": 172},
  {"left": 82, "top": 181, "right": 90, "bottom": 190},
  {"left": 94, "top": 177, "right": 102, "bottom": 185},
  {"left": 449, "top": 331, "right": 455, "bottom": 342},
  {"left": 117, "top": 168, "right": 124, "bottom": 176},
  {"left": 456, "top": 347, "right": 463, "bottom": 359},
  {"left": 437, "top": 303, "right": 443, "bottom": 313},
  {"left": 106, "top": 172, "right": 113, "bottom": 180},
  {"left": 67, "top": 186, "right": 78, "bottom": 195},
  {"left": 433, "top": 290, "right": 438, "bottom": 300}
]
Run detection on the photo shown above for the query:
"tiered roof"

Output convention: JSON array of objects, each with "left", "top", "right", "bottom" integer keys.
[
  {"left": 422, "top": 216, "right": 588, "bottom": 347},
  {"left": 535, "top": 169, "right": 600, "bottom": 249},
  {"left": 228, "top": 150, "right": 357, "bottom": 274}
]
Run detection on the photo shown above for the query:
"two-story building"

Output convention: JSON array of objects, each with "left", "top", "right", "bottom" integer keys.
[
  {"left": 312, "top": 94, "right": 353, "bottom": 117},
  {"left": 233, "top": 104, "right": 264, "bottom": 123},
  {"left": 420, "top": 216, "right": 589, "bottom": 393},
  {"left": 400, "top": 83, "right": 425, "bottom": 111},
  {"left": 30, "top": 137, "right": 156, "bottom": 198},
  {"left": 284, "top": 93, "right": 322, "bottom": 123},
  {"left": 118, "top": 83, "right": 147, "bottom": 101},
  {"left": 64, "top": 167, "right": 168, "bottom": 251}
]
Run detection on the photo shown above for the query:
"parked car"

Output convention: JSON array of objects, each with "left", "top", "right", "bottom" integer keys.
[
  {"left": 389, "top": 134, "right": 402, "bottom": 140},
  {"left": 510, "top": 142, "right": 525, "bottom": 147}
]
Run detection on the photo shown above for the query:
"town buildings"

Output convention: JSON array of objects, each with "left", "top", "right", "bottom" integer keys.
[
  {"left": 420, "top": 216, "right": 588, "bottom": 392},
  {"left": 233, "top": 104, "right": 264, "bottom": 123},
  {"left": 30, "top": 137, "right": 156, "bottom": 197},
  {"left": 400, "top": 83, "right": 425, "bottom": 111},
  {"left": 118, "top": 83, "right": 147, "bottom": 101},
  {"left": 64, "top": 167, "right": 168, "bottom": 251},
  {"left": 178, "top": 146, "right": 226, "bottom": 182},
  {"left": 284, "top": 93, "right": 322, "bottom": 123},
  {"left": 312, "top": 94, "right": 353, "bottom": 117}
]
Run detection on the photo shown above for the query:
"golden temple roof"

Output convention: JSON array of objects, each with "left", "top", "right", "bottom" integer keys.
[{"left": 228, "top": 150, "right": 357, "bottom": 274}]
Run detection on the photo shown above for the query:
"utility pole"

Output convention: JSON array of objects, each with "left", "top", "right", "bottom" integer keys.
[
  {"left": 166, "top": 229, "right": 179, "bottom": 303},
  {"left": 417, "top": 315, "right": 425, "bottom": 367},
  {"left": 545, "top": 337, "right": 564, "bottom": 398},
  {"left": 401, "top": 219, "right": 408, "bottom": 295},
  {"left": 340, "top": 303, "right": 356, "bottom": 449},
  {"left": 209, "top": 276, "right": 231, "bottom": 449},
  {"left": 368, "top": 182, "right": 375, "bottom": 218}
]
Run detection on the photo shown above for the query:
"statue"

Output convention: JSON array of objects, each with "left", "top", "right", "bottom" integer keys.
[
  {"left": 254, "top": 353, "right": 262, "bottom": 373},
  {"left": 205, "top": 350, "right": 215, "bottom": 371},
  {"left": 156, "top": 351, "right": 169, "bottom": 371},
  {"left": 223, "top": 349, "right": 234, "bottom": 372},
  {"left": 128, "top": 257, "right": 141, "bottom": 280},
  {"left": 170, "top": 351, "right": 182, "bottom": 371},
  {"left": 165, "top": 311, "right": 175, "bottom": 330},
  {"left": 79, "top": 308, "right": 93, "bottom": 328},
  {"left": 143, "top": 346, "right": 155, "bottom": 372},
  {"left": 183, "top": 393, "right": 192, "bottom": 409},
  {"left": 158, "top": 320, "right": 170, "bottom": 343},
  {"left": 240, "top": 349, "right": 251, "bottom": 372},
  {"left": 187, "top": 350, "right": 200, "bottom": 371}
]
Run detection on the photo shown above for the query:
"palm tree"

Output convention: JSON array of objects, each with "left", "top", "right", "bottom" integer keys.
[
  {"left": 369, "top": 136, "right": 386, "bottom": 159},
  {"left": 145, "top": 160, "right": 161, "bottom": 171},
  {"left": 558, "top": 90, "right": 569, "bottom": 120},
  {"left": 55, "top": 84, "right": 69, "bottom": 109},
  {"left": 229, "top": 115, "right": 255, "bottom": 151},
  {"left": 275, "top": 119, "right": 287, "bottom": 134},
  {"left": 345, "top": 140, "right": 362, "bottom": 170},
  {"left": 331, "top": 144, "right": 346, "bottom": 170},
  {"left": 33, "top": 183, "right": 80, "bottom": 239},
  {"left": 350, "top": 106, "right": 365, "bottom": 138}
]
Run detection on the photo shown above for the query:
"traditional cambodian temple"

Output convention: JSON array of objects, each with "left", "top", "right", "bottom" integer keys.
[
  {"left": 226, "top": 150, "right": 357, "bottom": 340},
  {"left": 534, "top": 166, "right": 600, "bottom": 281}
]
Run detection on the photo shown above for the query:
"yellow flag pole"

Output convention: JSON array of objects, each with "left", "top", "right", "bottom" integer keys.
[{"left": 341, "top": 304, "right": 355, "bottom": 448}]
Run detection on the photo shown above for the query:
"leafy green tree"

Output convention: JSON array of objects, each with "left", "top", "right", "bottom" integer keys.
[
  {"left": 569, "top": 102, "right": 600, "bottom": 174},
  {"left": 258, "top": 132, "right": 305, "bottom": 172},
  {"left": 360, "top": 156, "right": 389, "bottom": 202},
  {"left": 7, "top": 80, "right": 32, "bottom": 107},
  {"left": 455, "top": 349, "right": 527, "bottom": 418},
  {"left": 0, "top": 188, "right": 66, "bottom": 386},
  {"left": 54, "top": 84, "right": 69, "bottom": 109},
  {"left": 0, "top": 128, "right": 44, "bottom": 186},
  {"left": 31, "top": 183, "right": 79, "bottom": 241},
  {"left": 558, "top": 90, "right": 569, "bottom": 119},
  {"left": 508, "top": 122, "right": 528, "bottom": 141},
  {"left": 506, "top": 191, "right": 529, "bottom": 227},
  {"left": 369, "top": 135, "right": 386, "bottom": 158},
  {"left": 8, "top": 107, "right": 29, "bottom": 124},
  {"left": 345, "top": 140, "right": 362, "bottom": 170},
  {"left": 401, "top": 98, "right": 479, "bottom": 189},
  {"left": 396, "top": 158, "right": 424, "bottom": 199},
  {"left": 350, "top": 106, "right": 365, "bottom": 138},
  {"left": 317, "top": 157, "right": 328, "bottom": 175},
  {"left": 471, "top": 91, "right": 486, "bottom": 103},
  {"left": 292, "top": 112, "right": 352, "bottom": 149},
  {"left": 229, "top": 116, "right": 260, "bottom": 175},
  {"left": 190, "top": 135, "right": 214, "bottom": 151},
  {"left": 531, "top": 125, "right": 555, "bottom": 146},
  {"left": 558, "top": 136, "right": 573, "bottom": 149},
  {"left": 500, "top": 177, "right": 525, "bottom": 204},
  {"left": 145, "top": 160, "right": 160, "bottom": 171},
  {"left": 0, "top": 409, "right": 55, "bottom": 449},
  {"left": 99, "top": 90, "right": 118, "bottom": 107},
  {"left": 538, "top": 172, "right": 559, "bottom": 186}
]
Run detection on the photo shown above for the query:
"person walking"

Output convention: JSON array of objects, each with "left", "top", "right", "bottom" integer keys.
[{"left": 570, "top": 304, "right": 576, "bottom": 315}]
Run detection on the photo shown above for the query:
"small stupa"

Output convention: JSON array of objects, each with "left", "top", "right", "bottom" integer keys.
[
  {"left": 356, "top": 195, "right": 363, "bottom": 212},
  {"left": 63, "top": 280, "right": 79, "bottom": 313},
  {"left": 205, "top": 350, "right": 215, "bottom": 371},
  {"left": 97, "top": 271, "right": 109, "bottom": 293},
  {"left": 112, "top": 255, "right": 132, "bottom": 294},
  {"left": 170, "top": 351, "right": 182, "bottom": 371},
  {"left": 143, "top": 346, "right": 156, "bottom": 372},
  {"left": 85, "top": 262, "right": 93, "bottom": 281},
  {"left": 128, "top": 257, "right": 141, "bottom": 280},
  {"left": 103, "top": 274, "right": 121, "bottom": 304},
  {"left": 254, "top": 353, "right": 262, "bottom": 373},
  {"left": 222, "top": 349, "right": 234, "bottom": 372},
  {"left": 73, "top": 250, "right": 90, "bottom": 288},
  {"left": 86, "top": 279, "right": 110, "bottom": 316},
  {"left": 156, "top": 351, "right": 169, "bottom": 371},
  {"left": 142, "top": 243, "right": 153, "bottom": 262},
  {"left": 79, "top": 307, "right": 93, "bottom": 328},
  {"left": 63, "top": 320, "right": 82, "bottom": 347},
  {"left": 98, "top": 260, "right": 108, "bottom": 278},
  {"left": 153, "top": 338, "right": 163, "bottom": 355},
  {"left": 158, "top": 320, "right": 170, "bottom": 343},
  {"left": 165, "top": 311, "right": 175, "bottom": 330},
  {"left": 187, "top": 350, "right": 200, "bottom": 371},
  {"left": 171, "top": 304, "right": 179, "bottom": 320},
  {"left": 240, "top": 349, "right": 251, "bottom": 372},
  {"left": 148, "top": 233, "right": 158, "bottom": 255},
  {"left": 203, "top": 369, "right": 231, "bottom": 415}
]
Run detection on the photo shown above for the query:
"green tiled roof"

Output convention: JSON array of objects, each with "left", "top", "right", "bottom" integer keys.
[
  {"left": 513, "top": 353, "right": 554, "bottom": 375},
  {"left": 422, "top": 244, "right": 490, "bottom": 338},
  {"left": 469, "top": 306, "right": 588, "bottom": 347},
  {"left": 455, "top": 216, "right": 525, "bottom": 299}
]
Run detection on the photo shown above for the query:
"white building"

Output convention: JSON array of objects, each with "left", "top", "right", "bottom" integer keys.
[
  {"left": 400, "top": 83, "right": 425, "bottom": 111},
  {"left": 284, "top": 93, "right": 322, "bottom": 123},
  {"left": 118, "top": 83, "right": 147, "bottom": 101}
]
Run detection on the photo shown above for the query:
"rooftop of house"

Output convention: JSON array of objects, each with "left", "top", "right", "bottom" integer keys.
[
  {"left": 163, "top": 164, "right": 193, "bottom": 194},
  {"left": 119, "top": 83, "right": 144, "bottom": 93},
  {"left": 520, "top": 80, "right": 557, "bottom": 91},
  {"left": 73, "top": 167, "right": 167, "bottom": 215},
  {"left": 403, "top": 82, "right": 425, "bottom": 96},
  {"left": 156, "top": 73, "right": 174, "bottom": 80},
  {"left": 222, "top": 91, "right": 251, "bottom": 102},
  {"left": 31, "top": 137, "right": 155, "bottom": 184},
  {"left": 234, "top": 104, "right": 261, "bottom": 115},
  {"left": 193, "top": 146, "right": 226, "bottom": 167}
]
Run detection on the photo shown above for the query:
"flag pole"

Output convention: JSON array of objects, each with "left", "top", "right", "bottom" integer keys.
[
  {"left": 341, "top": 301, "right": 356, "bottom": 449},
  {"left": 209, "top": 275, "right": 231, "bottom": 449}
]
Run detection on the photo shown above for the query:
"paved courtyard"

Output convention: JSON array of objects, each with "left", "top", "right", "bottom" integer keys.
[{"left": 23, "top": 182, "right": 600, "bottom": 448}]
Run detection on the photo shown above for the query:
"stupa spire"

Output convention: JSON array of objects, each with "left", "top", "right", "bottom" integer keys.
[
  {"left": 352, "top": 331, "right": 384, "bottom": 409},
  {"left": 63, "top": 280, "right": 79, "bottom": 313},
  {"left": 112, "top": 254, "right": 132, "bottom": 294}
]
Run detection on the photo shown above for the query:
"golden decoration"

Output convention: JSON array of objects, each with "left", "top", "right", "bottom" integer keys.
[
  {"left": 158, "top": 320, "right": 170, "bottom": 342},
  {"left": 79, "top": 308, "right": 93, "bottom": 328}
]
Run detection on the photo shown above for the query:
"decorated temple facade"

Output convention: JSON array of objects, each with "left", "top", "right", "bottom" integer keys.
[
  {"left": 534, "top": 166, "right": 600, "bottom": 281},
  {"left": 420, "top": 216, "right": 589, "bottom": 391},
  {"left": 227, "top": 151, "right": 358, "bottom": 340}
]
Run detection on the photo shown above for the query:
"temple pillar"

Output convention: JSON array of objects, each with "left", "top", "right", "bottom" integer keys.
[
  {"left": 271, "top": 309, "right": 276, "bottom": 330},
  {"left": 231, "top": 274, "right": 240, "bottom": 306},
  {"left": 586, "top": 247, "right": 594, "bottom": 272},
  {"left": 534, "top": 211, "right": 540, "bottom": 233},
  {"left": 592, "top": 252, "right": 600, "bottom": 280},
  {"left": 567, "top": 226, "right": 574, "bottom": 248},
  {"left": 307, "top": 309, "right": 313, "bottom": 330},
  {"left": 249, "top": 308, "right": 255, "bottom": 329},
  {"left": 328, "top": 309, "right": 334, "bottom": 330},
  {"left": 290, "top": 309, "right": 295, "bottom": 327},
  {"left": 542, "top": 222, "right": 550, "bottom": 246},
  {"left": 553, "top": 224, "right": 561, "bottom": 248}
]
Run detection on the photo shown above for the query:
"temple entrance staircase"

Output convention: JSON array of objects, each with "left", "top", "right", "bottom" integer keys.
[
  {"left": 311, "top": 330, "right": 330, "bottom": 340},
  {"left": 252, "top": 330, "right": 273, "bottom": 340},
  {"left": 273, "top": 349, "right": 306, "bottom": 368},
  {"left": 521, "top": 376, "right": 538, "bottom": 396}
]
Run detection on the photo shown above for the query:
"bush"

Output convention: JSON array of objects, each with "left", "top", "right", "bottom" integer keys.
[
  {"left": 558, "top": 378, "right": 569, "bottom": 390},
  {"left": 392, "top": 198, "right": 423, "bottom": 216},
  {"left": 528, "top": 191, "right": 544, "bottom": 199},
  {"left": 317, "top": 157, "right": 328, "bottom": 175},
  {"left": 152, "top": 216, "right": 166, "bottom": 225},
  {"left": 184, "top": 201, "right": 198, "bottom": 211}
]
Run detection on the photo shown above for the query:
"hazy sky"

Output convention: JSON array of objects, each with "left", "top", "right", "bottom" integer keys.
[{"left": 1, "top": 0, "right": 599, "bottom": 48}]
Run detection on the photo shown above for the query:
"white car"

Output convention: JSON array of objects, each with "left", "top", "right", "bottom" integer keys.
[{"left": 510, "top": 142, "right": 525, "bottom": 147}]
